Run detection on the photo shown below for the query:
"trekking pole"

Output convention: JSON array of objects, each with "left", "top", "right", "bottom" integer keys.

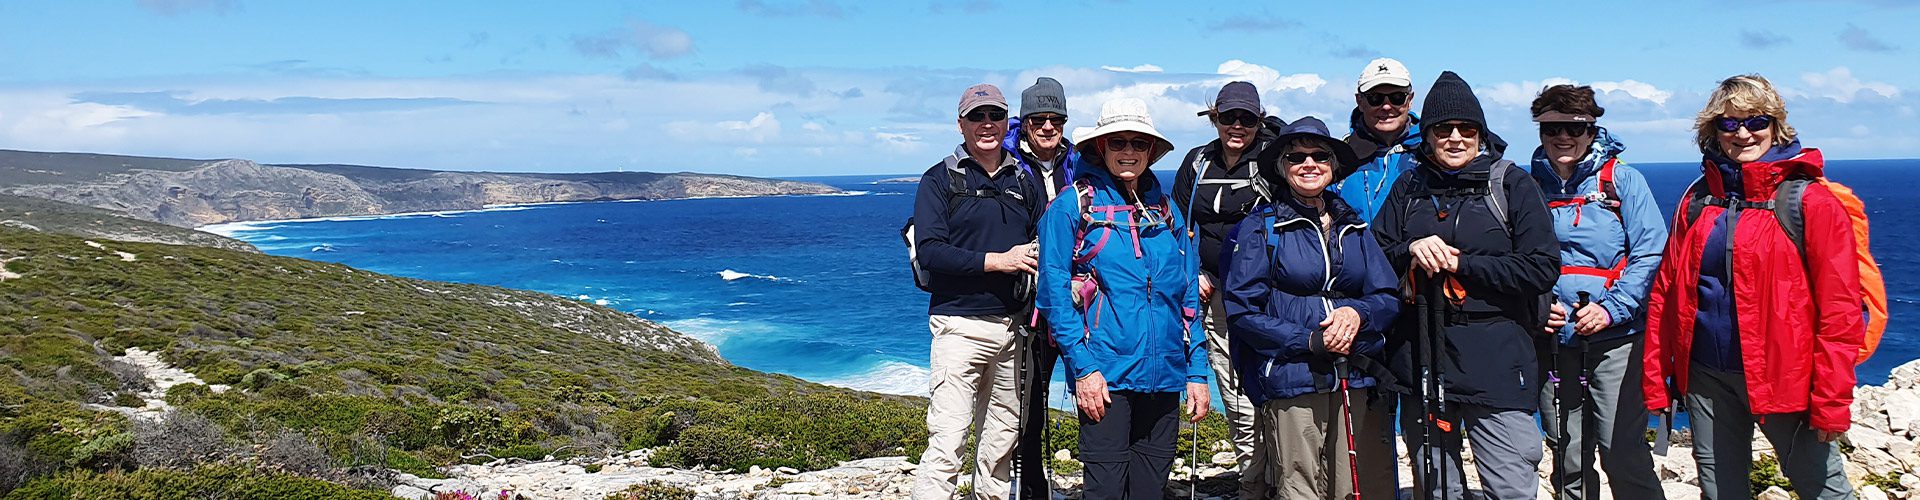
[
  {"left": 1549, "top": 299, "right": 1568, "bottom": 500},
  {"left": 1336, "top": 356, "right": 1362, "bottom": 500},
  {"left": 1010, "top": 326, "right": 1030, "bottom": 500},
  {"left": 1190, "top": 417, "right": 1199, "bottom": 500},
  {"left": 1414, "top": 274, "right": 1447, "bottom": 500},
  {"left": 1575, "top": 291, "right": 1598, "bottom": 499}
]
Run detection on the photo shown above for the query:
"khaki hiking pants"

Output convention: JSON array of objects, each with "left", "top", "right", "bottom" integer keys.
[
  {"left": 914, "top": 314, "right": 1021, "bottom": 500},
  {"left": 1203, "top": 292, "right": 1268, "bottom": 498}
]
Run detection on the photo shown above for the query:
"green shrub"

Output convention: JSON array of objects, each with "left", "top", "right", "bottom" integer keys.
[
  {"left": 602, "top": 481, "right": 695, "bottom": 500},
  {"left": 1751, "top": 453, "right": 1792, "bottom": 496},
  {"left": 5, "top": 465, "right": 396, "bottom": 499},
  {"left": 161, "top": 383, "right": 210, "bottom": 407},
  {"left": 63, "top": 432, "right": 133, "bottom": 470}
]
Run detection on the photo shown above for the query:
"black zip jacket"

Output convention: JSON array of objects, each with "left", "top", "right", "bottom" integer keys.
[{"left": 1371, "top": 145, "right": 1559, "bottom": 410}]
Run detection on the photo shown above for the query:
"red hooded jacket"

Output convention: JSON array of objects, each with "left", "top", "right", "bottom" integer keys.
[{"left": 1642, "top": 148, "right": 1864, "bottom": 432}]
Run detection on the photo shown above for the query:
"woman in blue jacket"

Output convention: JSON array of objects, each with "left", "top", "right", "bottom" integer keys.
[
  {"left": 1036, "top": 97, "right": 1209, "bottom": 499},
  {"left": 1224, "top": 117, "right": 1399, "bottom": 500},
  {"left": 1528, "top": 84, "right": 1667, "bottom": 500}
]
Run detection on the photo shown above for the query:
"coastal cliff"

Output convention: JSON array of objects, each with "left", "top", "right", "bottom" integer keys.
[{"left": 0, "top": 150, "right": 841, "bottom": 228}]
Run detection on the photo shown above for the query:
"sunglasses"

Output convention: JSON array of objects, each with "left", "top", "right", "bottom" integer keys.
[
  {"left": 1283, "top": 151, "right": 1334, "bottom": 164},
  {"left": 1714, "top": 115, "right": 1774, "bottom": 133},
  {"left": 1540, "top": 122, "right": 1592, "bottom": 138},
  {"left": 1430, "top": 122, "right": 1480, "bottom": 139},
  {"left": 1104, "top": 136, "right": 1154, "bottom": 153},
  {"left": 963, "top": 108, "right": 1008, "bottom": 123},
  {"left": 1026, "top": 114, "right": 1067, "bottom": 127},
  {"left": 1215, "top": 111, "right": 1260, "bottom": 128},
  {"left": 1362, "top": 91, "right": 1411, "bottom": 106}
]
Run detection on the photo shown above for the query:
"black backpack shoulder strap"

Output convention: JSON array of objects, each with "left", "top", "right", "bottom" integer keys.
[
  {"left": 942, "top": 152, "right": 968, "bottom": 214},
  {"left": 1681, "top": 176, "right": 1711, "bottom": 227},
  {"left": 1774, "top": 178, "right": 1813, "bottom": 257}
]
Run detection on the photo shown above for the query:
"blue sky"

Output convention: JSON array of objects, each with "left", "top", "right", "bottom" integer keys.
[{"left": 1, "top": 0, "right": 1915, "bottom": 176}]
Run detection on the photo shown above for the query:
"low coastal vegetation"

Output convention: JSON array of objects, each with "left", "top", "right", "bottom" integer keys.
[{"left": 0, "top": 227, "right": 925, "bottom": 495}]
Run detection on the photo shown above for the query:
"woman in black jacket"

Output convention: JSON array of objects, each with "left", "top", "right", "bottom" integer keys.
[{"left": 1371, "top": 71, "right": 1560, "bottom": 500}]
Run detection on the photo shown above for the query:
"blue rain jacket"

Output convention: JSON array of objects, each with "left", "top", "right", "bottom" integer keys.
[
  {"left": 1527, "top": 127, "right": 1668, "bottom": 345},
  {"left": 1036, "top": 157, "right": 1207, "bottom": 393}
]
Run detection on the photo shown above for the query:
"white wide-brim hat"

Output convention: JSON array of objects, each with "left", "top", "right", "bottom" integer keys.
[{"left": 1072, "top": 97, "right": 1175, "bottom": 165}]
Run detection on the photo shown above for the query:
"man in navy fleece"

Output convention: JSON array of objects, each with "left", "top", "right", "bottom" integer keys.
[{"left": 909, "top": 83, "right": 1044, "bottom": 500}]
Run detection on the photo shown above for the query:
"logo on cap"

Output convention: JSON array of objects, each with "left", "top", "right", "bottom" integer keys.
[
  {"left": 1378, "top": 64, "right": 1390, "bottom": 73},
  {"left": 974, "top": 91, "right": 989, "bottom": 97}
]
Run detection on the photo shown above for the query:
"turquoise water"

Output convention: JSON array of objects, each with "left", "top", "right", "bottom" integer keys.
[{"left": 204, "top": 159, "right": 1920, "bottom": 406}]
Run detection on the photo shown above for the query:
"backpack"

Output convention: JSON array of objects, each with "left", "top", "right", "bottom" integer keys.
[
  {"left": 1545, "top": 158, "right": 1630, "bottom": 287},
  {"left": 1411, "top": 158, "right": 1519, "bottom": 234},
  {"left": 1065, "top": 178, "right": 1176, "bottom": 333},
  {"left": 1681, "top": 175, "right": 1889, "bottom": 364},
  {"left": 900, "top": 152, "right": 1031, "bottom": 292}
]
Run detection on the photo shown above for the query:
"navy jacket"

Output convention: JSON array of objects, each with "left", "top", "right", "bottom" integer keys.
[
  {"left": 1372, "top": 140, "right": 1560, "bottom": 410},
  {"left": 1224, "top": 193, "right": 1399, "bottom": 404},
  {"left": 912, "top": 145, "right": 1044, "bottom": 316}
]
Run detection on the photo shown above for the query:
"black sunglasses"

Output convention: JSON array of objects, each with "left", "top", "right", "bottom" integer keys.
[
  {"left": 1025, "top": 114, "right": 1067, "bottom": 127},
  {"left": 1714, "top": 115, "right": 1774, "bottom": 133},
  {"left": 1215, "top": 111, "right": 1260, "bottom": 128},
  {"left": 964, "top": 108, "right": 1008, "bottom": 123},
  {"left": 1540, "top": 122, "right": 1592, "bottom": 138},
  {"left": 1104, "top": 137, "right": 1154, "bottom": 153},
  {"left": 1362, "top": 91, "right": 1410, "bottom": 106},
  {"left": 1429, "top": 122, "right": 1480, "bottom": 139},
  {"left": 1283, "top": 151, "right": 1334, "bottom": 164}
]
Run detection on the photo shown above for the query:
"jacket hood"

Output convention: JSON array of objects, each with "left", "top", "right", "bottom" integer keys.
[
  {"left": 1701, "top": 139, "right": 1814, "bottom": 200},
  {"left": 1529, "top": 126, "right": 1626, "bottom": 188}
]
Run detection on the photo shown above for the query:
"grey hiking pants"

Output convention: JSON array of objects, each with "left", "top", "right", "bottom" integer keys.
[
  {"left": 1687, "top": 365, "right": 1855, "bottom": 500},
  {"left": 1535, "top": 336, "right": 1664, "bottom": 499},
  {"left": 1399, "top": 395, "right": 1543, "bottom": 500}
]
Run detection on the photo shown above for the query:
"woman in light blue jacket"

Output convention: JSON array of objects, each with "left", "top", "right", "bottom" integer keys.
[
  {"left": 1036, "top": 97, "right": 1208, "bottom": 499},
  {"left": 1528, "top": 84, "right": 1667, "bottom": 500}
]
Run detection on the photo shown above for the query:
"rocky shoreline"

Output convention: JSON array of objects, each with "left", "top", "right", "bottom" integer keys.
[
  {"left": 0, "top": 151, "right": 842, "bottom": 228},
  {"left": 397, "top": 359, "right": 1920, "bottom": 500}
]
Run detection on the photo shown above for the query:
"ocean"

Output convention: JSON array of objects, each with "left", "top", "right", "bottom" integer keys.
[{"left": 204, "top": 158, "right": 1920, "bottom": 404}]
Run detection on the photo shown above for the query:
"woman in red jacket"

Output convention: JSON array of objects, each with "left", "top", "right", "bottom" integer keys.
[{"left": 1641, "top": 74, "right": 1863, "bottom": 500}]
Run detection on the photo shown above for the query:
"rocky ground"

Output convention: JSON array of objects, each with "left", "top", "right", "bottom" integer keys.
[{"left": 392, "top": 359, "right": 1920, "bottom": 499}]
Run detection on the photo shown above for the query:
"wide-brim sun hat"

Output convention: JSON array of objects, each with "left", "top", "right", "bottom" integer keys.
[
  {"left": 1072, "top": 97, "right": 1175, "bottom": 165},
  {"left": 1270, "top": 116, "right": 1361, "bottom": 168}
]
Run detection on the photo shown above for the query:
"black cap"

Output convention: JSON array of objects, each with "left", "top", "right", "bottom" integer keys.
[
  {"left": 1419, "top": 71, "right": 1487, "bottom": 132},
  {"left": 1200, "top": 81, "right": 1262, "bottom": 117},
  {"left": 1020, "top": 77, "right": 1068, "bottom": 119}
]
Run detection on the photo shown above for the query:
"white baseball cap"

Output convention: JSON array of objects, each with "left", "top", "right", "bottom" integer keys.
[{"left": 1357, "top": 58, "right": 1412, "bottom": 92}]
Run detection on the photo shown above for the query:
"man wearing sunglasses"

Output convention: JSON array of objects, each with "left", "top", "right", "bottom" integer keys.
[
  {"left": 1171, "top": 80, "right": 1278, "bottom": 499},
  {"left": 911, "top": 83, "right": 1045, "bottom": 500},
  {"left": 1001, "top": 76, "right": 1075, "bottom": 500},
  {"left": 1334, "top": 57, "right": 1421, "bottom": 224}
]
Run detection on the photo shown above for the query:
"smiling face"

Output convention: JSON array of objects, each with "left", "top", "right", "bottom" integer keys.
[
  {"left": 956, "top": 106, "right": 1006, "bottom": 158},
  {"left": 1356, "top": 84, "right": 1413, "bottom": 138},
  {"left": 1213, "top": 110, "right": 1260, "bottom": 155},
  {"left": 1540, "top": 123, "right": 1596, "bottom": 169},
  {"left": 1426, "top": 120, "right": 1480, "bottom": 170},
  {"left": 1715, "top": 109, "right": 1777, "bottom": 163},
  {"left": 1282, "top": 141, "right": 1336, "bottom": 198},
  {"left": 1099, "top": 132, "right": 1153, "bottom": 182}
]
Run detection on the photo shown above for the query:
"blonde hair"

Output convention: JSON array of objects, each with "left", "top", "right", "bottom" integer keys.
[{"left": 1693, "top": 74, "right": 1798, "bottom": 155}]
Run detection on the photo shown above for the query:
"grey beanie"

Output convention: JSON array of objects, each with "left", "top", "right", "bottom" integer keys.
[{"left": 1020, "top": 77, "right": 1069, "bottom": 118}]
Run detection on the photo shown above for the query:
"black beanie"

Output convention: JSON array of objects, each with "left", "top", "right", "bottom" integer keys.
[{"left": 1420, "top": 71, "right": 1486, "bottom": 131}]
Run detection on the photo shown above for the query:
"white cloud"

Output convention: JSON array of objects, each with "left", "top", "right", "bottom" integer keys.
[
  {"left": 1100, "top": 64, "right": 1163, "bottom": 73},
  {"left": 1484, "top": 77, "right": 1671, "bottom": 107},
  {"left": 1589, "top": 80, "right": 1674, "bottom": 106},
  {"left": 667, "top": 111, "right": 782, "bottom": 143},
  {"left": 1796, "top": 67, "right": 1900, "bottom": 103}
]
